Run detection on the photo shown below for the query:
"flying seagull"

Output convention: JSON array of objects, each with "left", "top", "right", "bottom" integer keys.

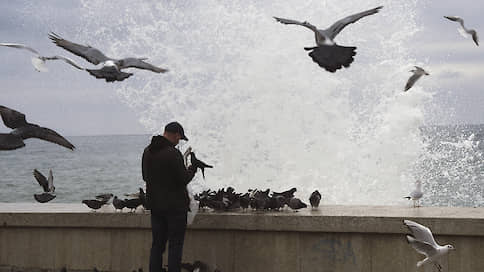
[
  {"left": 404, "top": 66, "right": 429, "bottom": 92},
  {"left": 403, "top": 220, "right": 455, "bottom": 271},
  {"left": 0, "top": 105, "right": 75, "bottom": 151},
  {"left": 404, "top": 180, "right": 423, "bottom": 207},
  {"left": 48, "top": 32, "right": 169, "bottom": 82},
  {"left": 444, "top": 16, "right": 479, "bottom": 46},
  {"left": 274, "top": 6, "right": 383, "bottom": 72},
  {"left": 0, "top": 43, "right": 85, "bottom": 72},
  {"left": 33, "top": 169, "right": 56, "bottom": 203}
]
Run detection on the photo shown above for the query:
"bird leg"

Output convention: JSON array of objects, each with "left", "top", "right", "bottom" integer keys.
[{"left": 433, "top": 262, "right": 442, "bottom": 272}]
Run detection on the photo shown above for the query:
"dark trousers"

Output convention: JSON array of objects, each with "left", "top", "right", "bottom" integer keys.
[{"left": 149, "top": 211, "right": 187, "bottom": 272}]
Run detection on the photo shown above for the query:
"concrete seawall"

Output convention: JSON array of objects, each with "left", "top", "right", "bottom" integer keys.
[{"left": 0, "top": 203, "right": 483, "bottom": 272}]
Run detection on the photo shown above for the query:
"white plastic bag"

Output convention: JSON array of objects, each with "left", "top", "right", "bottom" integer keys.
[{"left": 186, "top": 184, "right": 199, "bottom": 225}]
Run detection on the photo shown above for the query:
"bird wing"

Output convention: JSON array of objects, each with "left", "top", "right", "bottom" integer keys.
[
  {"left": 0, "top": 105, "right": 29, "bottom": 129},
  {"left": 48, "top": 169, "right": 54, "bottom": 192},
  {"left": 23, "top": 125, "right": 75, "bottom": 150},
  {"left": 406, "top": 235, "right": 438, "bottom": 257},
  {"left": 43, "top": 55, "right": 85, "bottom": 70},
  {"left": 327, "top": 6, "right": 383, "bottom": 39},
  {"left": 404, "top": 73, "right": 422, "bottom": 92},
  {"left": 0, "top": 43, "right": 40, "bottom": 55},
  {"left": 0, "top": 133, "right": 25, "bottom": 150},
  {"left": 471, "top": 31, "right": 479, "bottom": 46},
  {"left": 48, "top": 32, "right": 110, "bottom": 65},
  {"left": 117, "top": 58, "right": 168, "bottom": 73},
  {"left": 444, "top": 16, "right": 463, "bottom": 24},
  {"left": 33, "top": 169, "right": 49, "bottom": 192},
  {"left": 273, "top": 17, "right": 317, "bottom": 32},
  {"left": 403, "top": 220, "right": 438, "bottom": 246}
]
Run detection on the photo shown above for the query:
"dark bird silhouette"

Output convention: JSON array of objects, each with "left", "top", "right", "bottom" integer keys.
[
  {"left": 34, "top": 192, "right": 56, "bottom": 203},
  {"left": 0, "top": 105, "right": 75, "bottom": 151},
  {"left": 266, "top": 195, "right": 286, "bottom": 211},
  {"left": 32, "top": 169, "right": 56, "bottom": 203},
  {"left": 49, "top": 32, "right": 168, "bottom": 82},
  {"left": 82, "top": 199, "right": 106, "bottom": 211},
  {"left": 404, "top": 66, "right": 429, "bottom": 92},
  {"left": 309, "top": 190, "right": 321, "bottom": 209},
  {"left": 274, "top": 6, "right": 383, "bottom": 72},
  {"left": 288, "top": 197, "right": 307, "bottom": 211},
  {"left": 444, "top": 16, "right": 479, "bottom": 46},
  {"left": 190, "top": 152, "right": 213, "bottom": 179},
  {"left": 112, "top": 196, "right": 126, "bottom": 212},
  {"left": 271, "top": 188, "right": 297, "bottom": 199},
  {"left": 239, "top": 193, "right": 250, "bottom": 211},
  {"left": 33, "top": 169, "right": 55, "bottom": 193},
  {"left": 124, "top": 197, "right": 143, "bottom": 212},
  {"left": 0, "top": 42, "right": 85, "bottom": 72}
]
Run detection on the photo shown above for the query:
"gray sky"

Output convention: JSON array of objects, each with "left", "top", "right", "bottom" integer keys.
[{"left": 0, "top": 0, "right": 482, "bottom": 136}]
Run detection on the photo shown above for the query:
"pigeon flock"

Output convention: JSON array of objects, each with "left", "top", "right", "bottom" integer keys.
[{"left": 0, "top": 4, "right": 477, "bottom": 272}]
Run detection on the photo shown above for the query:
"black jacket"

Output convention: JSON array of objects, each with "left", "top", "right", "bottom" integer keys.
[{"left": 142, "top": 136, "right": 196, "bottom": 213}]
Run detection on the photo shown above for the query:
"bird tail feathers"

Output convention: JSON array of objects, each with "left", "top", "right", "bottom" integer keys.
[{"left": 306, "top": 45, "right": 356, "bottom": 72}]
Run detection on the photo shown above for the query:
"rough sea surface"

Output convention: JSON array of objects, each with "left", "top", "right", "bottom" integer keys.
[{"left": 0, "top": 125, "right": 482, "bottom": 207}]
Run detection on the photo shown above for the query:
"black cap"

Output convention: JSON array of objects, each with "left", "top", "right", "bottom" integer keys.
[{"left": 164, "top": 121, "right": 188, "bottom": 141}]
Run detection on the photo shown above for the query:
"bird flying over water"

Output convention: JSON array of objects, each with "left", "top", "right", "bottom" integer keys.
[
  {"left": 33, "top": 169, "right": 56, "bottom": 203},
  {"left": 48, "top": 32, "right": 169, "bottom": 82},
  {"left": 404, "top": 66, "right": 429, "bottom": 92},
  {"left": 0, "top": 105, "right": 75, "bottom": 151},
  {"left": 0, "top": 43, "right": 84, "bottom": 72},
  {"left": 404, "top": 220, "right": 455, "bottom": 271},
  {"left": 444, "top": 16, "right": 479, "bottom": 46},
  {"left": 274, "top": 6, "right": 383, "bottom": 72}
]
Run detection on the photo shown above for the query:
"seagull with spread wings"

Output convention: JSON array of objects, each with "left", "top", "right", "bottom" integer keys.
[
  {"left": 48, "top": 32, "right": 169, "bottom": 82},
  {"left": 0, "top": 43, "right": 84, "bottom": 72},
  {"left": 0, "top": 105, "right": 75, "bottom": 151},
  {"left": 274, "top": 6, "right": 383, "bottom": 72},
  {"left": 444, "top": 16, "right": 479, "bottom": 46},
  {"left": 404, "top": 66, "right": 429, "bottom": 92},
  {"left": 404, "top": 220, "right": 455, "bottom": 272}
]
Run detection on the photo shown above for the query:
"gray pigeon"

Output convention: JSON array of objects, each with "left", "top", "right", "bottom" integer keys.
[
  {"left": 48, "top": 32, "right": 168, "bottom": 82},
  {"left": 112, "top": 196, "right": 126, "bottom": 212},
  {"left": 0, "top": 42, "right": 85, "bottom": 72},
  {"left": 288, "top": 197, "right": 307, "bottom": 211},
  {"left": 444, "top": 16, "right": 479, "bottom": 46},
  {"left": 0, "top": 105, "right": 75, "bottom": 151},
  {"left": 82, "top": 199, "right": 106, "bottom": 211},
  {"left": 32, "top": 169, "right": 56, "bottom": 203},
  {"left": 404, "top": 66, "right": 429, "bottom": 92},
  {"left": 34, "top": 192, "right": 56, "bottom": 203},
  {"left": 274, "top": 6, "right": 383, "bottom": 72},
  {"left": 309, "top": 190, "right": 321, "bottom": 209}
]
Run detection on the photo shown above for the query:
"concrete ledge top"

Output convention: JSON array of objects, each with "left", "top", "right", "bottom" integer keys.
[{"left": 1, "top": 203, "right": 483, "bottom": 236}]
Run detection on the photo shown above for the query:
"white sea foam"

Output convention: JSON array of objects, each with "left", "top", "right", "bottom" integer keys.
[{"left": 74, "top": 0, "right": 433, "bottom": 205}]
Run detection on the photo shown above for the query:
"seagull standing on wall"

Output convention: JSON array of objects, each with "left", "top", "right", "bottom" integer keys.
[
  {"left": 0, "top": 43, "right": 85, "bottom": 72},
  {"left": 444, "top": 16, "right": 479, "bottom": 46},
  {"left": 48, "top": 32, "right": 169, "bottom": 82},
  {"left": 274, "top": 6, "right": 383, "bottom": 72}
]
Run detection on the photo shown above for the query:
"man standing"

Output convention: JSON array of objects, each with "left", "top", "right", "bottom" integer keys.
[{"left": 142, "top": 122, "right": 197, "bottom": 272}]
